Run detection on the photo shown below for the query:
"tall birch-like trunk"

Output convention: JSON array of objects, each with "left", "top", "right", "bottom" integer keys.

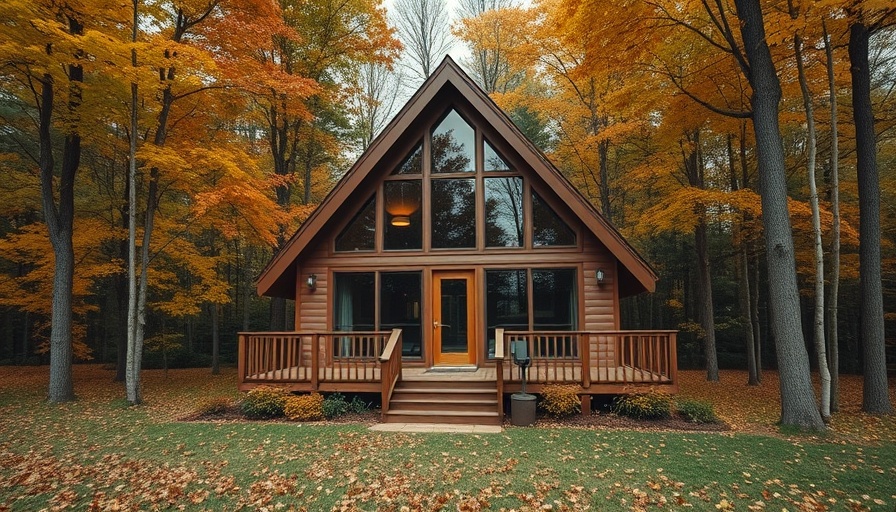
[
  {"left": 795, "top": 33, "right": 830, "bottom": 421},
  {"left": 733, "top": 0, "right": 824, "bottom": 430},
  {"left": 848, "top": 20, "right": 893, "bottom": 415},
  {"left": 126, "top": 0, "right": 140, "bottom": 405},
  {"left": 729, "top": 134, "right": 758, "bottom": 385},
  {"left": 822, "top": 20, "right": 840, "bottom": 412}
]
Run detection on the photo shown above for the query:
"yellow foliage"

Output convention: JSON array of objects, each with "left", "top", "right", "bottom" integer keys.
[
  {"left": 284, "top": 393, "right": 324, "bottom": 421},
  {"left": 540, "top": 384, "right": 581, "bottom": 417}
]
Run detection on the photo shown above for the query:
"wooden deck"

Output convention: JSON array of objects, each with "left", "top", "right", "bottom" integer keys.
[{"left": 237, "top": 329, "right": 677, "bottom": 393}]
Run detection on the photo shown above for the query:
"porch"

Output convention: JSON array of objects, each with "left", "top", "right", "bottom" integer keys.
[{"left": 237, "top": 328, "right": 678, "bottom": 422}]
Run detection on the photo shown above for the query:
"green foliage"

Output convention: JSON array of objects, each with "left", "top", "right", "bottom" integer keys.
[
  {"left": 284, "top": 393, "right": 324, "bottom": 421},
  {"left": 612, "top": 389, "right": 672, "bottom": 420},
  {"left": 320, "top": 393, "right": 370, "bottom": 419},
  {"left": 195, "top": 397, "right": 233, "bottom": 416},
  {"left": 322, "top": 392, "right": 350, "bottom": 419},
  {"left": 676, "top": 398, "right": 718, "bottom": 424},
  {"left": 240, "top": 385, "right": 289, "bottom": 419},
  {"left": 540, "top": 384, "right": 581, "bottom": 418},
  {"left": 348, "top": 395, "right": 369, "bottom": 414}
]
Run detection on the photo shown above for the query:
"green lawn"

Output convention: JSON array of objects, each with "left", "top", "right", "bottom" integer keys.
[{"left": 1, "top": 365, "right": 894, "bottom": 511}]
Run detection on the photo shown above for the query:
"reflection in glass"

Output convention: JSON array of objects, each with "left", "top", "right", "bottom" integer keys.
[
  {"left": 431, "top": 179, "right": 476, "bottom": 248},
  {"left": 440, "top": 278, "right": 468, "bottom": 353},
  {"left": 484, "top": 140, "right": 511, "bottom": 172},
  {"left": 334, "top": 273, "right": 375, "bottom": 332},
  {"left": 381, "top": 272, "right": 422, "bottom": 357},
  {"left": 533, "top": 192, "right": 576, "bottom": 246},
  {"left": 392, "top": 142, "right": 422, "bottom": 175},
  {"left": 486, "top": 270, "right": 528, "bottom": 357},
  {"left": 335, "top": 195, "right": 376, "bottom": 251},
  {"left": 432, "top": 110, "right": 474, "bottom": 174},
  {"left": 384, "top": 180, "right": 422, "bottom": 250},
  {"left": 485, "top": 177, "right": 523, "bottom": 247},
  {"left": 533, "top": 269, "right": 577, "bottom": 330}
]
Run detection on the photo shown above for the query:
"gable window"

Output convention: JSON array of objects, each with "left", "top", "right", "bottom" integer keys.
[
  {"left": 335, "top": 195, "right": 376, "bottom": 252},
  {"left": 533, "top": 191, "right": 576, "bottom": 246},
  {"left": 485, "top": 177, "right": 524, "bottom": 247},
  {"left": 392, "top": 141, "right": 422, "bottom": 175},
  {"left": 432, "top": 110, "right": 475, "bottom": 174},
  {"left": 431, "top": 178, "right": 476, "bottom": 248},
  {"left": 484, "top": 140, "right": 511, "bottom": 172},
  {"left": 384, "top": 180, "right": 422, "bottom": 250}
]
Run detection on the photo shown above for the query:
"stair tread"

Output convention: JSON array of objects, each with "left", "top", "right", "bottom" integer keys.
[
  {"left": 386, "top": 410, "right": 500, "bottom": 417},
  {"left": 394, "top": 387, "right": 496, "bottom": 393},
  {"left": 391, "top": 398, "right": 497, "bottom": 404}
]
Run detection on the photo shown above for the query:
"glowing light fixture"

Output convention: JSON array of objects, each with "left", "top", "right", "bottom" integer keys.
[{"left": 391, "top": 215, "right": 411, "bottom": 227}]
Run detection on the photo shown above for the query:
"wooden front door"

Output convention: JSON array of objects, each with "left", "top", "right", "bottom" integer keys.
[{"left": 432, "top": 271, "right": 476, "bottom": 365}]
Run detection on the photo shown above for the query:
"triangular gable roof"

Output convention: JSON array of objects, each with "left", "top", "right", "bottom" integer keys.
[{"left": 257, "top": 56, "right": 657, "bottom": 298}]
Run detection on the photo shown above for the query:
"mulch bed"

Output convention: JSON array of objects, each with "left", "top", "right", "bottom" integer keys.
[{"left": 182, "top": 405, "right": 729, "bottom": 432}]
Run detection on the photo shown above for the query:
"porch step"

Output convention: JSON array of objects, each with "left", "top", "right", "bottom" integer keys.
[{"left": 384, "top": 380, "right": 502, "bottom": 425}]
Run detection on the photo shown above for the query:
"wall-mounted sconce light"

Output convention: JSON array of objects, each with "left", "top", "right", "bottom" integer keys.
[
  {"left": 595, "top": 269, "right": 605, "bottom": 285},
  {"left": 306, "top": 274, "right": 317, "bottom": 290},
  {"left": 391, "top": 215, "right": 411, "bottom": 227}
]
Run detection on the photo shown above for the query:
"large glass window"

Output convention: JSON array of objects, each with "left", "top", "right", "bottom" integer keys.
[
  {"left": 380, "top": 272, "right": 423, "bottom": 357},
  {"left": 432, "top": 110, "right": 475, "bottom": 174},
  {"left": 431, "top": 178, "right": 476, "bottom": 248},
  {"left": 532, "top": 192, "right": 576, "bottom": 246},
  {"left": 532, "top": 269, "right": 577, "bottom": 330},
  {"left": 335, "top": 195, "right": 376, "bottom": 252},
  {"left": 486, "top": 270, "right": 529, "bottom": 357},
  {"left": 484, "top": 140, "right": 511, "bottom": 172},
  {"left": 392, "top": 142, "right": 422, "bottom": 175},
  {"left": 383, "top": 180, "right": 422, "bottom": 250},
  {"left": 485, "top": 177, "right": 524, "bottom": 247},
  {"left": 333, "top": 273, "right": 375, "bottom": 332}
]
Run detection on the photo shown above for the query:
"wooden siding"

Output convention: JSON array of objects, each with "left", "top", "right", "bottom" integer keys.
[{"left": 582, "top": 233, "right": 617, "bottom": 370}]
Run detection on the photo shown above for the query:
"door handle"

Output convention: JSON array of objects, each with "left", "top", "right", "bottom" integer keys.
[{"left": 433, "top": 321, "right": 451, "bottom": 329}]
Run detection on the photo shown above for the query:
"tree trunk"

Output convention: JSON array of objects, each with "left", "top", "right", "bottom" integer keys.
[
  {"left": 126, "top": 0, "right": 142, "bottom": 405},
  {"left": 795, "top": 33, "right": 831, "bottom": 421},
  {"left": 695, "top": 220, "right": 719, "bottom": 381},
  {"left": 211, "top": 303, "right": 220, "bottom": 375},
  {"left": 823, "top": 19, "right": 840, "bottom": 412},
  {"left": 39, "top": 13, "right": 83, "bottom": 402},
  {"left": 733, "top": 0, "right": 824, "bottom": 430},
  {"left": 848, "top": 20, "right": 893, "bottom": 415},
  {"left": 598, "top": 139, "right": 611, "bottom": 222}
]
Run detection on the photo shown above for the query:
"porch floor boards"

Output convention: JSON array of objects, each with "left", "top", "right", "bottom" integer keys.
[{"left": 244, "top": 365, "right": 671, "bottom": 385}]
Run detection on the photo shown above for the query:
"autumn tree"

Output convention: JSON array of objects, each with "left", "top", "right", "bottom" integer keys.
[
  {"left": 0, "top": 0, "right": 127, "bottom": 401},
  {"left": 733, "top": 0, "right": 824, "bottom": 429},
  {"left": 847, "top": 5, "right": 895, "bottom": 415}
]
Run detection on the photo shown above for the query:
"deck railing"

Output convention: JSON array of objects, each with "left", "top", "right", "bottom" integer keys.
[
  {"left": 378, "top": 329, "right": 404, "bottom": 417},
  {"left": 238, "top": 330, "right": 396, "bottom": 387},
  {"left": 500, "top": 330, "right": 677, "bottom": 387}
]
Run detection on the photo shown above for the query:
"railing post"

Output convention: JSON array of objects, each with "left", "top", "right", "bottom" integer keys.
[
  {"left": 669, "top": 332, "right": 679, "bottom": 392},
  {"left": 495, "top": 328, "right": 505, "bottom": 420},
  {"left": 580, "top": 333, "right": 591, "bottom": 388},
  {"left": 311, "top": 334, "right": 319, "bottom": 391},
  {"left": 237, "top": 333, "right": 247, "bottom": 387}
]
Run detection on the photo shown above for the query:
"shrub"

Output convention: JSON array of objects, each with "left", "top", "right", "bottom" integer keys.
[
  {"left": 676, "top": 398, "right": 718, "bottom": 423},
  {"left": 612, "top": 389, "right": 672, "bottom": 420},
  {"left": 284, "top": 393, "right": 324, "bottom": 421},
  {"left": 321, "top": 393, "right": 350, "bottom": 419},
  {"left": 348, "top": 395, "right": 369, "bottom": 414},
  {"left": 540, "top": 384, "right": 581, "bottom": 417},
  {"left": 195, "top": 397, "right": 234, "bottom": 416},
  {"left": 240, "top": 385, "right": 289, "bottom": 419}
]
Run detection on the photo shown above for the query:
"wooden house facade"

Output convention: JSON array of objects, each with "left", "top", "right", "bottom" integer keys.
[{"left": 238, "top": 58, "right": 677, "bottom": 424}]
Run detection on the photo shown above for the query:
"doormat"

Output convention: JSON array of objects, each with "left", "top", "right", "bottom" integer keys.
[{"left": 426, "top": 367, "right": 478, "bottom": 373}]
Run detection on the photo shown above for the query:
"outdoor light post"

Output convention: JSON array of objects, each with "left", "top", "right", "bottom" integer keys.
[{"left": 510, "top": 339, "right": 536, "bottom": 426}]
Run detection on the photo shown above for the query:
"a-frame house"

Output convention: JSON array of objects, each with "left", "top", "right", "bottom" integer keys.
[{"left": 239, "top": 57, "right": 677, "bottom": 424}]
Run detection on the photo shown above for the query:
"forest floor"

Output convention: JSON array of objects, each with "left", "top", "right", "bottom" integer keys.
[{"left": 0, "top": 365, "right": 894, "bottom": 511}]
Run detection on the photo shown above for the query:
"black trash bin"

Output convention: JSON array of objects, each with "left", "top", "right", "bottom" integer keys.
[{"left": 511, "top": 392, "right": 536, "bottom": 426}]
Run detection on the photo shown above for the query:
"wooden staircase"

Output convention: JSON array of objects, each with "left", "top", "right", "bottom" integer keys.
[{"left": 383, "top": 379, "right": 503, "bottom": 425}]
